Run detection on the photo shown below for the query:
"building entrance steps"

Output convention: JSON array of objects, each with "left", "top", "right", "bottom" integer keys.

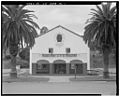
[{"left": 48, "top": 76, "right": 70, "bottom": 82}]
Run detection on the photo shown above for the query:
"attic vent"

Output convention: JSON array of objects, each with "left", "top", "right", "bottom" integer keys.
[{"left": 57, "top": 34, "right": 62, "bottom": 42}]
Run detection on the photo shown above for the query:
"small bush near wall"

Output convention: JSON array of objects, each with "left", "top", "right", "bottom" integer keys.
[
  {"left": 3, "top": 57, "right": 29, "bottom": 69},
  {"left": 4, "top": 55, "right": 11, "bottom": 60},
  {"left": 20, "top": 62, "right": 29, "bottom": 68}
]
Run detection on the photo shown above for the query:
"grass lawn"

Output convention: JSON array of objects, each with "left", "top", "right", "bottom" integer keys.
[
  {"left": 2, "top": 76, "right": 49, "bottom": 83},
  {"left": 69, "top": 75, "right": 116, "bottom": 82},
  {"left": 2, "top": 69, "right": 49, "bottom": 83}
]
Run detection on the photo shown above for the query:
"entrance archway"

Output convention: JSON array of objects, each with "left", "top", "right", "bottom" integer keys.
[
  {"left": 70, "top": 60, "right": 83, "bottom": 74},
  {"left": 36, "top": 60, "right": 50, "bottom": 74},
  {"left": 53, "top": 60, "right": 66, "bottom": 74}
]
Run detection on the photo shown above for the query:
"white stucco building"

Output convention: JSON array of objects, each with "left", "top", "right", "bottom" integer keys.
[{"left": 30, "top": 25, "right": 90, "bottom": 75}]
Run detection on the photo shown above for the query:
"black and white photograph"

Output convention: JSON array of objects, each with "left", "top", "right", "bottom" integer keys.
[{"left": 1, "top": 1, "right": 118, "bottom": 96}]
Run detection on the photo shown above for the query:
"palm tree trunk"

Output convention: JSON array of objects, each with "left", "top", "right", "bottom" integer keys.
[
  {"left": 10, "top": 56, "right": 17, "bottom": 78},
  {"left": 9, "top": 42, "right": 18, "bottom": 78},
  {"left": 103, "top": 47, "right": 110, "bottom": 78}
]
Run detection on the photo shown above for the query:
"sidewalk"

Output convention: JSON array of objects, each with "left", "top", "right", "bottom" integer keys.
[{"left": 48, "top": 76, "right": 70, "bottom": 82}]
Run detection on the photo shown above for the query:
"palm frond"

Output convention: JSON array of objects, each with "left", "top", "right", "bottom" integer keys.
[
  {"left": 23, "top": 19, "right": 40, "bottom": 29},
  {"left": 16, "top": 9, "right": 34, "bottom": 21},
  {"left": 2, "top": 5, "right": 39, "bottom": 50},
  {"left": 83, "top": 3, "right": 116, "bottom": 50},
  {"left": 18, "top": 5, "right": 26, "bottom": 11},
  {"left": 96, "top": 5, "right": 103, "bottom": 16},
  {"left": 2, "top": 5, "right": 13, "bottom": 18}
]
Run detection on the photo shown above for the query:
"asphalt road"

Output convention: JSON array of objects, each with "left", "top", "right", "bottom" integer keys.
[{"left": 2, "top": 81, "right": 116, "bottom": 95}]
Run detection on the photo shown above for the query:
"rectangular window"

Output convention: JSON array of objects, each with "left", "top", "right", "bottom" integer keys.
[
  {"left": 49, "top": 48, "right": 53, "bottom": 53},
  {"left": 66, "top": 48, "right": 70, "bottom": 53}
]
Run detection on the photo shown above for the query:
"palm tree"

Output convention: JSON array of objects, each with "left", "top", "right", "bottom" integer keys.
[
  {"left": 2, "top": 5, "right": 40, "bottom": 78},
  {"left": 83, "top": 3, "right": 116, "bottom": 78}
]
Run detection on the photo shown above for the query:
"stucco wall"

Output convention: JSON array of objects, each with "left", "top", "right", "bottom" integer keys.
[
  {"left": 32, "top": 27, "right": 88, "bottom": 53},
  {"left": 31, "top": 53, "right": 87, "bottom": 63}
]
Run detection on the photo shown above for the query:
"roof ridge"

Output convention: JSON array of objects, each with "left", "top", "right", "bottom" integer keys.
[
  {"left": 37, "top": 25, "right": 83, "bottom": 38},
  {"left": 58, "top": 25, "right": 83, "bottom": 37}
]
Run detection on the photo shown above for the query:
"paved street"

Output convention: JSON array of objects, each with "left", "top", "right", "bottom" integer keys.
[{"left": 2, "top": 81, "right": 116, "bottom": 95}]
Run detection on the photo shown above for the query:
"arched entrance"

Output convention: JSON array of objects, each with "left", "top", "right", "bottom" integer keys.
[
  {"left": 36, "top": 60, "right": 50, "bottom": 74},
  {"left": 53, "top": 60, "right": 66, "bottom": 74},
  {"left": 70, "top": 60, "right": 83, "bottom": 74}
]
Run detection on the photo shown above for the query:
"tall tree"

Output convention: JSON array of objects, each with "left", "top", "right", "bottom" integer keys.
[
  {"left": 83, "top": 3, "right": 116, "bottom": 78},
  {"left": 40, "top": 26, "right": 48, "bottom": 35},
  {"left": 2, "top": 5, "right": 40, "bottom": 78}
]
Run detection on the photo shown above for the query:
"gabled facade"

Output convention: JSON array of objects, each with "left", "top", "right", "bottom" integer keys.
[{"left": 30, "top": 25, "right": 90, "bottom": 75}]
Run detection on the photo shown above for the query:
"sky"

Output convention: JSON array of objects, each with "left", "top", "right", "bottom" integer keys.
[
  {"left": 25, "top": 5, "right": 96, "bottom": 35},
  {"left": 25, "top": 3, "right": 115, "bottom": 35}
]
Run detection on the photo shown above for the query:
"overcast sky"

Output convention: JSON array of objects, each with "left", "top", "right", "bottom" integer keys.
[{"left": 25, "top": 3, "right": 115, "bottom": 35}]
